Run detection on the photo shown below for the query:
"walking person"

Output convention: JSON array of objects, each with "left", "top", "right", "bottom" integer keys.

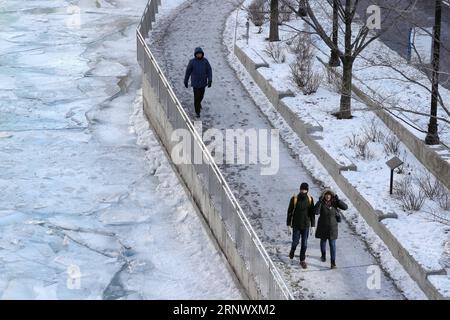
[
  {"left": 184, "top": 47, "right": 212, "bottom": 118},
  {"left": 286, "top": 183, "right": 315, "bottom": 269},
  {"left": 314, "top": 190, "right": 348, "bottom": 269}
]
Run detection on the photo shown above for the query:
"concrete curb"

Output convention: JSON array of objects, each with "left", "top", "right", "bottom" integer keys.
[{"left": 234, "top": 42, "right": 448, "bottom": 300}]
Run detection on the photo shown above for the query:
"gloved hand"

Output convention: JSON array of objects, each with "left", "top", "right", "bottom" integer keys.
[
  {"left": 287, "top": 226, "right": 292, "bottom": 237},
  {"left": 184, "top": 82, "right": 188, "bottom": 89},
  {"left": 207, "top": 81, "right": 212, "bottom": 88},
  {"left": 310, "top": 227, "right": 315, "bottom": 236}
]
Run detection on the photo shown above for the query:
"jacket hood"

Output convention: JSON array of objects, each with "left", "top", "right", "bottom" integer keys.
[
  {"left": 320, "top": 189, "right": 335, "bottom": 199},
  {"left": 194, "top": 47, "right": 204, "bottom": 57}
]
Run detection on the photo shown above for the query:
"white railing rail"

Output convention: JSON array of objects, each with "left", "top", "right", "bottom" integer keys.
[{"left": 136, "top": 0, "right": 293, "bottom": 300}]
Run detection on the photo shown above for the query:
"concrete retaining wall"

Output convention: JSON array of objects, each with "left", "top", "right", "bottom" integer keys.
[
  {"left": 142, "top": 74, "right": 262, "bottom": 299},
  {"left": 234, "top": 43, "right": 448, "bottom": 300}
]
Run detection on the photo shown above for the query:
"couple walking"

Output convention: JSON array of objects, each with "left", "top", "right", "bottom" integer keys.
[{"left": 286, "top": 183, "right": 348, "bottom": 269}]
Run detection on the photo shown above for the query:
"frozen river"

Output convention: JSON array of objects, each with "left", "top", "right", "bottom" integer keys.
[{"left": 0, "top": 0, "right": 242, "bottom": 299}]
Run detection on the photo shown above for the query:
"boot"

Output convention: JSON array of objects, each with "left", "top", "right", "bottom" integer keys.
[
  {"left": 321, "top": 255, "right": 326, "bottom": 262},
  {"left": 331, "top": 261, "right": 336, "bottom": 269},
  {"left": 289, "top": 249, "right": 295, "bottom": 260},
  {"left": 300, "top": 261, "right": 307, "bottom": 269}
]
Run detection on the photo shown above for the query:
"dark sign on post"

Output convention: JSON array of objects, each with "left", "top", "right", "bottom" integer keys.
[{"left": 386, "top": 156, "right": 404, "bottom": 195}]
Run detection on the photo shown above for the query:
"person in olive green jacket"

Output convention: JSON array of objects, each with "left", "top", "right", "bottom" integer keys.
[{"left": 286, "top": 183, "right": 315, "bottom": 269}]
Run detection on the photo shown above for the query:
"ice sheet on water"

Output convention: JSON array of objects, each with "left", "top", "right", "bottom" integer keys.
[{"left": 0, "top": 0, "right": 242, "bottom": 299}]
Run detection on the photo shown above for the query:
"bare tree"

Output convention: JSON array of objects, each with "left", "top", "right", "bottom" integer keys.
[{"left": 281, "top": 0, "right": 415, "bottom": 119}]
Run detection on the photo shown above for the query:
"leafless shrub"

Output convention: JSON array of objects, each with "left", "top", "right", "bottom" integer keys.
[
  {"left": 346, "top": 133, "right": 359, "bottom": 149},
  {"left": 363, "top": 118, "right": 384, "bottom": 143},
  {"left": 355, "top": 137, "right": 374, "bottom": 160},
  {"left": 438, "top": 192, "right": 450, "bottom": 211},
  {"left": 393, "top": 176, "right": 412, "bottom": 200},
  {"left": 289, "top": 31, "right": 314, "bottom": 59},
  {"left": 345, "top": 133, "right": 373, "bottom": 160},
  {"left": 302, "top": 71, "right": 322, "bottom": 95},
  {"left": 417, "top": 171, "right": 443, "bottom": 200},
  {"left": 290, "top": 60, "right": 309, "bottom": 88},
  {"left": 289, "top": 32, "right": 321, "bottom": 94},
  {"left": 264, "top": 41, "right": 286, "bottom": 63},
  {"left": 383, "top": 134, "right": 401, "bottom": 157},
  {"left": 247, "top": 0, "right": 267, "bottom": 27},
  {"left": 279, "top": 2, "right": 293, "bottom": 24},
  {"left": 394, "top": 176, "right": 425, "bottom": 211},
  {"left": 401, "top": 189, "right": 426, "bottom": 212}
]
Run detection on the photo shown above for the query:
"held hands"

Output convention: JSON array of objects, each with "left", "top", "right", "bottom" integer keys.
[{"left": 207, "top": 81, "right": 212, "bottom": 88}]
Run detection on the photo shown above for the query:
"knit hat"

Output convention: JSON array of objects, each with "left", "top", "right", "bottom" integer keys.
[{"left": 300, "top": 183, "right": 309, "bottom": 191}]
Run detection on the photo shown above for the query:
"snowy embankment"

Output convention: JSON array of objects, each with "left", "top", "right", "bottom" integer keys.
[
  {"left": 0, "top": 0, "right": 242, "bottom": 299},
  {"left": 227, "top": 1, "right": 450, "bottom": 298}
]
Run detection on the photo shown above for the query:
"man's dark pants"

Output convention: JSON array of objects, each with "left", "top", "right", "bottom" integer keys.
[
  {"left": 193, "top": 87, "right": 206, "bottom": 115},
  {"left": 291, "top": 228, "right": 309, "bottom": 261}
]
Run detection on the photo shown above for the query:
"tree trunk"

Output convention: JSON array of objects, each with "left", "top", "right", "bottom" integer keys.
[
  {"left": 269, "top": 0, "right": 280, "bottom": 41},
  {"left": 339, "top": 57, "right": 353, "bottom": 119},
  {"left": 338, "top": 0, "right": 353, "bottom": 119},
  {"left": 329, "top": 0, "right": 340, "bottom": 67},
  {"left": 426, "top": 0, "right": 441, "bottom": 145}
]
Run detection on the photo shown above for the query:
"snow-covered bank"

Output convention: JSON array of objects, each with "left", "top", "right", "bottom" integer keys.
[
  {"left": 0, "top": 0, "right": 242, "bottom": 299},
  {"left": 228, "top": 0, "right": 450, "bottom": 298}
]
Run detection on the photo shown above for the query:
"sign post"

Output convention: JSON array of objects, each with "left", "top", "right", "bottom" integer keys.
[{"left": 386, "top": 156, "right": 404, "bottom": 195}]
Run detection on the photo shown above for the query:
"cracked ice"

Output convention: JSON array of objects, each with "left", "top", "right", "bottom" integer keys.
[{"left": 0, "top": 0, "right": 242, "bottom": 299}]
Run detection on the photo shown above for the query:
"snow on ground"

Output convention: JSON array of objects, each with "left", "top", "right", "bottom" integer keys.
[
  {"left": 0, "top": 0, "right": 242, "bottom": 299},
  {"left": 148, "top": 0, "right": 405, "bottom": 299},
  {"left": 232, "top": 0, "right": 450, "bottom": 296}
]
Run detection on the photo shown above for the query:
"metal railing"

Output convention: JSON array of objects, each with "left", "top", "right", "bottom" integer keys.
[{"left": 136, "top": 0, "right": 293, "bottom": 300}]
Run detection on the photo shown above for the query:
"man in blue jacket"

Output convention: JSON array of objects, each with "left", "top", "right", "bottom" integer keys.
[{"left": 184, "top": 47, "right": 213, "bottom": 118}]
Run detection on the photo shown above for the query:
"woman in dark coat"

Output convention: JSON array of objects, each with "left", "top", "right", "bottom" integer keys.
[{"left": 314, "top": 189, "right": 348, "bottom": 269}]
